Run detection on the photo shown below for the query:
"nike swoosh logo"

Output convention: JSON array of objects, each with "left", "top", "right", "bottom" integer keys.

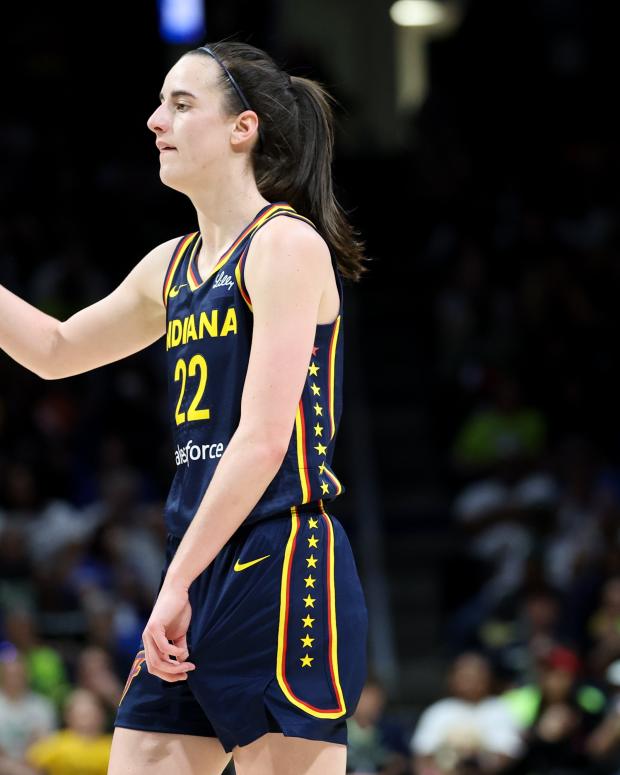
[
  {"left": 233, "top": 554, "right": 271, "bottom": 572},
  {"left": 169, "top": 284, "right": 187, "bottom": 298}
]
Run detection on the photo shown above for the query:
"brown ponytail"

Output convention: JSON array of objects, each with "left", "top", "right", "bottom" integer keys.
[{"left": 189, "top": 41, "right": 371, "bottom": 282}]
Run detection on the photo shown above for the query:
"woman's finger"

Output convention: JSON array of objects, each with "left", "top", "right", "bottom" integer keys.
[
  {"left": 172, "top": 633, "right": 190, "bottom": 663},
  {"left": 143, "top": 637, "right": 155, "bottom": 675},
  {"left": 152, "top": 631, "right": 188, "bottom": 660},
  {"left": 144, "top": 640, "right": 190, "bottom": 682},
  {"left": 151, "top": 627, "right": 195, "bottom": 669},
  {"left": 144, "top": 627, "right": 194, "bottom": 676},
  {"left": 147, "top": 648, "right": 194, "bottom": 675},
  {"left": 151, "top": 667, "right": 189, "bottom": 682}
]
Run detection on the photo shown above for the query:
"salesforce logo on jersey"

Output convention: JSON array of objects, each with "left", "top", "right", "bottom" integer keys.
[{"left": 175, "top": 439, "right": 225, "bottom": 467}]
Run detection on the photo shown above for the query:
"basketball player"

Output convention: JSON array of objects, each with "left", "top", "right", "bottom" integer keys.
[{"left": 0, "top": 41, "right": 370, "bottom": 774}]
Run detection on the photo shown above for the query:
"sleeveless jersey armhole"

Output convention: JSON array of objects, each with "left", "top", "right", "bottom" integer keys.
[
  {"left": 162, "top": 233, "right": 198, "bottom": 310},
  {"left": 235, "top": 211, "right": 320, "bottom": 312}
]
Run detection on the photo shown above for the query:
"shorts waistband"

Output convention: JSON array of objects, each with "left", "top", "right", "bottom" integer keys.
[
  {"left": 166, "top": 501, "right": 328, "bottom": 543},
  {"left": 240, "top": 500, "right": 328, "bottom": 530}
]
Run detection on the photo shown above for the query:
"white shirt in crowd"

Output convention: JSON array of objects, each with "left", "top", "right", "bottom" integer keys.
[
  {"left": 0, "top": 689, "right": 57, "bottom": 759},
  {"left": 411, "top": 696, "right": 524, "bottom": 758}
]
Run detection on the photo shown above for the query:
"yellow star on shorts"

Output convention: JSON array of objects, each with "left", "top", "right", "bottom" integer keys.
[
  {"left": 313, "top": 423, "right": 323, "bottom": 437},
  {"left": 320, "top": 481, "right": 330, "bottom": 494},
  {"left": 314, "top": 442, "right": 327, "bottom": 455},
  {"left": 302, "top": 615, "right": 315, "bottom": 628},
  {"left": 310, "top": 383, "right": 321, "bottom": 396},
  {"left": 308, "top": 517, "right": 319, "bottom": 529},
  {"left": 303, "top": 594, "right": 316, "bottom": 608},
  {"left": 307, "top": 535, "right": 319, "bottom": 548},
  {"left": 304, "top": 575, "right": 316, "bottom": 588},
  {"left": 313, "top": 403, "right": 323, "bottom": 416},
  {"left": 318, "top": 461, "right": 327, "bottom": 475},
  {"left": 308, "top": 363, "right": 319, "bottom": 376},
  {"left": 300, "top": 634, "right": 314, "bottom": 648},
  {"left": 306, "top": 555, "right": 318, "bottom": 568},
  {"left": 300, "top": 654, "right": 314, "bottom": 667}
]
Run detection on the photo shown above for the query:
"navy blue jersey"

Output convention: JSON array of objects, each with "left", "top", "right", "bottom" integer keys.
[{"left": 162, "top": 202, "right": 345, "bottom": 538}]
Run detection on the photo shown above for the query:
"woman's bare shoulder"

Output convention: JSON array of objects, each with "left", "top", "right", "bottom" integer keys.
[{"left": 132, "top": 234, "right": 190, "bottom": 308}]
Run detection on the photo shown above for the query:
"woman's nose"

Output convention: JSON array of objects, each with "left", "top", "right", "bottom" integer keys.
[{"left": 147, "top": 104, "right": 168, "bottom": 133}]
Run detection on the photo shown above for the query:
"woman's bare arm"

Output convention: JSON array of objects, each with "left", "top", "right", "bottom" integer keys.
[{"left": 0, "top": 236, "right": 180, "bottom": 379}]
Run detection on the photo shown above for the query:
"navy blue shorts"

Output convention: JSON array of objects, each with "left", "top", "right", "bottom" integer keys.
[{"left": 114, "top": 502, "right": 368, "bottom": 753}]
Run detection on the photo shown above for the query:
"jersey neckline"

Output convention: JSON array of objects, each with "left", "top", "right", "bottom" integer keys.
[{"left": 187, "top": 201, "right": 292, "bottom": 290}]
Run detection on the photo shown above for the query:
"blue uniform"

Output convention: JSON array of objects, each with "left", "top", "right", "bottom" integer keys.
[
  {"left": 114, "top": 202, "right": 368, "bottom": 752},
  {"left": 162, "top": 201, "right": 345, "bottom": 537}
]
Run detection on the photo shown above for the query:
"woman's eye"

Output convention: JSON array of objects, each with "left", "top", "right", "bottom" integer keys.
[{"left": 175, "top": 103, "right": 189, "bottom": 111}]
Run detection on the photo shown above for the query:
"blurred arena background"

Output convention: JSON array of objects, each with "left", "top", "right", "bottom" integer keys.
[{"left": 1, "top": 0, "right": 619, "bottom": 773}]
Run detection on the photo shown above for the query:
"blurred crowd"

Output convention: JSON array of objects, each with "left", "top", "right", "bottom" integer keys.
[
  {"left": 0, "top": 436, "right": 168, "bottom": 773},
  {"left": 348, "top": 643, "right": 620, "bottom": 775}
]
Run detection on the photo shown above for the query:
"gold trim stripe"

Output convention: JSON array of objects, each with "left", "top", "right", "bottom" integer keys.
[
  {"left": 275, "top": 506, "right": 346, "bottom": 718},
  {"left": 327, "top": 316, "right": 340, "bottom": 439}
]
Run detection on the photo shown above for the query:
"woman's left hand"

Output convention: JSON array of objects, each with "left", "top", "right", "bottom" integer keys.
[{"left": 142, "top": 580, "right": 196, "bottom": 682}]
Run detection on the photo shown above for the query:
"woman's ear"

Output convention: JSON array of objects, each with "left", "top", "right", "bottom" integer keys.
[{"left": 231, "top": 111, "right": 260, "bottom": 149}]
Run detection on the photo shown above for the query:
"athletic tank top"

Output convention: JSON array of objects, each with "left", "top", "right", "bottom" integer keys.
[{"left": 162, "top": 201, "right": 345, "bottom": 537}]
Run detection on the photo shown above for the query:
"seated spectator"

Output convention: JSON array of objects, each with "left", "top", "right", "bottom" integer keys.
[
  {"left": 0, "top": 520, "right": 35, "bottom": 613},
  {"left": 587, "top": 576, "right": 620, "bottom": 678},
  {"left": 2, "top": 608, "right": 71, "bottom": 710},
  {"left": 479, "top": 587, "right": 563, "bottom": 683},
  {"left": 411, "top": 652, "right": 523, "bottom": 774},
  {"left": 544, "top": 437, "right": 611, "bottom": 592},
  {"left": 446, "top": 447, "right": 558, "bottom": 650},
  {"left": 0, "top": 755, "right": 38, "bottom": 775},
  {"left": 502, "top": 645, "right": 606, "bottom": 774},
  {"left": 0, "top": 646, "right": 57, "bottom": 762},
  {"left": 346, "top": 677, "right": 410, "bottom": 774},
  {"left": 81, "top": 465, "right": 165, "bottom": 596},
  {"left": 585, "top": 657, "right": 620, "bottom": 771},
  {"left": 451, "top": 373, "right": 546, "bottom": 479},
  {"left": 0, "top": 462, "right": 91, "bottom": 570},
  {"left": 25, "top": 689, "right": 112, "bottom": 775},
  {"left": 74, "top": 646, "right": 122, "bottom": 731}
]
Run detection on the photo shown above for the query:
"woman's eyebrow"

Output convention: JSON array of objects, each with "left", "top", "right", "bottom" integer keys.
[{"left": 159, "top": 89, "right": 198, "bottom": 102}]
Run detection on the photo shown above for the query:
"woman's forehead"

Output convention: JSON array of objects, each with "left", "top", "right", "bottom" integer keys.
[{"left": 160, "top": 55, "right": 218, "bottom": 99}]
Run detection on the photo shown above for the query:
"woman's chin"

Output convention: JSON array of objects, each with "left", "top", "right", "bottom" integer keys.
[{"left": 158, "top": 169, "right": 188, "bottom": 194}]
